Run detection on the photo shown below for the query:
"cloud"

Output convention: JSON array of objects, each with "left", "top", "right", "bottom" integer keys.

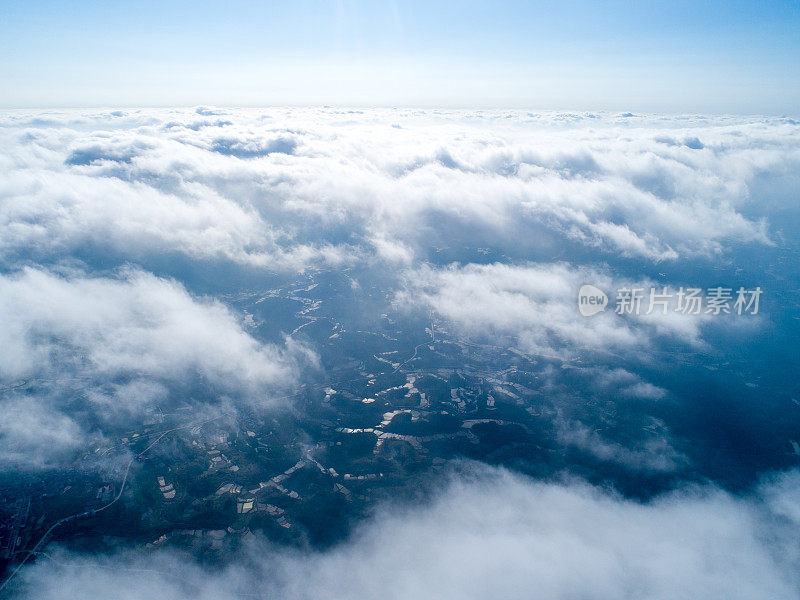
[
  {"left": 1, "top": 109, "right": 797, "bottom": 273},
  {"left": 588, "top": 367, "right": 667, "bottom": 400},
  {"left": 0, "top": 267, "right": 305, "bottom": 387},
  {"left": 0, "top": 267, "right": 314, "bottom": 469},
  {"left": 0, "top": 394, "right": 85, "bottom": 470},
  {"left": 13, "top": 465, "right": 800, "bottom": 600},
  {"left": 556, "top": 418, "right": 685, "bottom": 472},
  {"left": 207, "top": 135, "right": 298, "bottom": 158},
  {"left": 397, "top": 261, "right": 708, "bottom": 359}
]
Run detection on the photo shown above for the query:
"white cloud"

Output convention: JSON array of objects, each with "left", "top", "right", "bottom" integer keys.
[
  {"left": 590, "top": 367, "right": 667, "bottom": 400},
  {"left": 14, "top": 466, "right": 800, "bottom": 600},
  {"left": 1, "top": 109, "right": 797, "bottom": 271},
  {"left": 397, "top": 262, "right": 707, "bottom": 359},
  {"left": 0, "top": 267, "right": 314, "bottom": 469},
  {"left": 556, "top": 418, "right": 685, "bottom": 472},
  {"left": 0, "top": 395, "right": 85, "bottom": 470},
  {"left": 0, "top": 267, "right": 307, "bottom": 389}
]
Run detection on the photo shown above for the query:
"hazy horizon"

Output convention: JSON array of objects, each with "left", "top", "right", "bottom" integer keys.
[{"left": 2, "top": 1, "right": 799, "bottom": 113}]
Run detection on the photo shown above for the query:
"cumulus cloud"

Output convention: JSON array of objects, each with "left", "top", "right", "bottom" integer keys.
[
  {"left": 397, "top": 261, "right": 708, "bottom": 359},
  {"left": 0, "top": 267, "right": 305, "bottom": 387},
  {"left": 13, "top": 465, "right": 800, "bottom": 600},
  {"left": 1, "top": 109, "right": 797, "bottom": 273},
  {"left": 0, "top": 267, "right": 314, "bottom": 469}
]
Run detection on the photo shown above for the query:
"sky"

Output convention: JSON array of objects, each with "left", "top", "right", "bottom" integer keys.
[{"left": 1, "top": 0, "right": 799, "bottom": 113}]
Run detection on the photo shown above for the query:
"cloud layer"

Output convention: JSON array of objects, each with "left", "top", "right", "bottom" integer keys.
[
  {"left": 1, "top": 108, "right": 798, "bottom": 597},
  {"left": 1, "top": 107, "right": 796, "bottom": 472},
  {"left": 2, "top": 109, "right": 798, "bottom": 272},
  {"left": 14, "top": 465, "right": 800, "bottom": 600}
]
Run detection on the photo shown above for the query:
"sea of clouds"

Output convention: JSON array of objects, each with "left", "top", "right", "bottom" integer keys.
[
  {"left": 1, "top": 107, "right": 799, "bottom": 597},
  {"left": 3, "top": 108, "right": 796, "bottom": 270}
]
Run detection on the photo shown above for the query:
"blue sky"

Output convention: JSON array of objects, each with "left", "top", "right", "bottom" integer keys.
[{"left": 1, "top": 0, "right": 799, "bottom": 112}]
